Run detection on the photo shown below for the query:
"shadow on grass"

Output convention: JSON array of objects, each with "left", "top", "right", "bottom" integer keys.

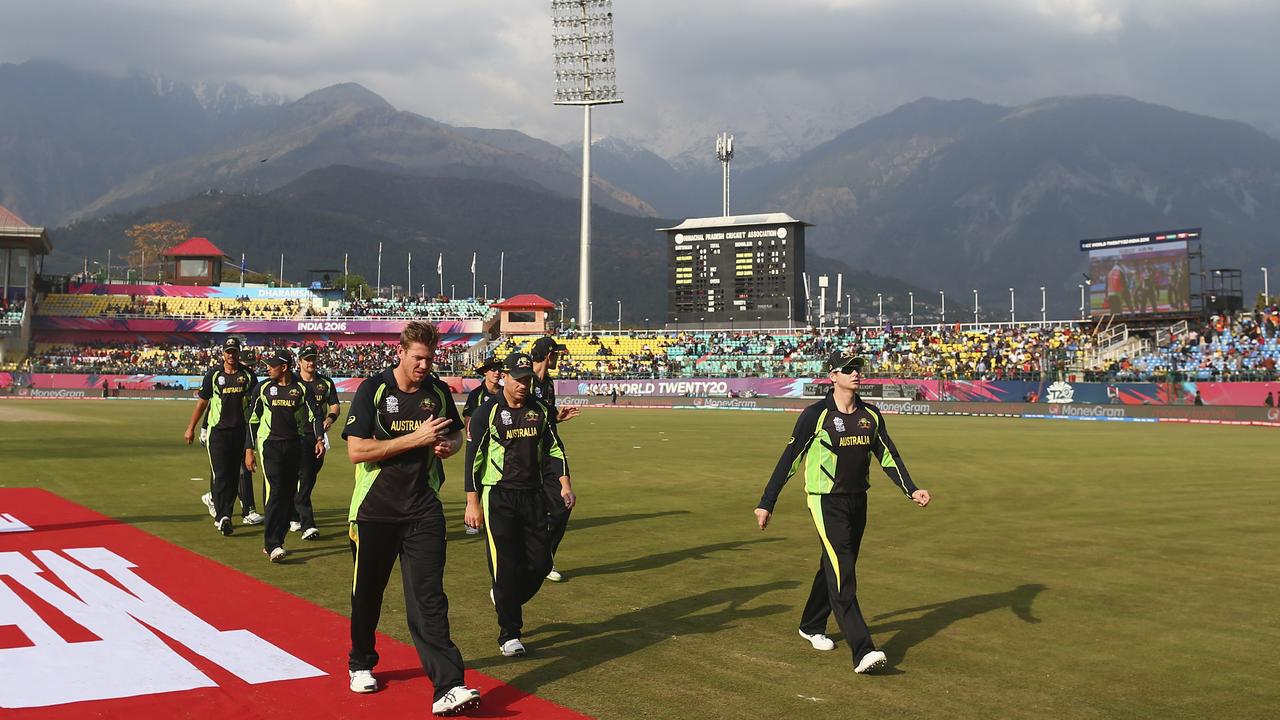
[
  {"left": 564, "top": 510, "right": 693, "bottom": 532},
  {"left": 869, "top": 583, "right": 1047, "bottom": 663},
  {"left": 564, "top": 538, "right": 782, "bottom": 580},
  {"left": 468, "top": 580, "right": 799, "bottom": 692}
]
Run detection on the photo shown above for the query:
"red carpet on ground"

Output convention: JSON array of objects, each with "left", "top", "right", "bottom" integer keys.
[{"left": 0, "top": 488, "right": 591, "bottom": 719}]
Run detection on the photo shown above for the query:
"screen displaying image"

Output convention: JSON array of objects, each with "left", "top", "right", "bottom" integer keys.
[{"left": 1087, "top": 240, "right": 1190, "bottom": 316}]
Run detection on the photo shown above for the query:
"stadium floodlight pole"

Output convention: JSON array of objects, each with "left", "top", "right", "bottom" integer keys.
[
  {"left": 553, "top": 0, "right": 623, "bottom": 332},
  {"left": 1009, "top": 287, "right": 1015, "bottom": 323},
  {"left": 1263, "top": 266, "right": 1269, "bottom": 302},
  {"left": 940, "top": 290, "right": 945, "bottom": 324},
  {"left": 877, "top": 292, "right": 883, "bottom": 326},
  {"left": 408, "top": 252, "right": 412, "bottom": 299},
  {"left": 499, "top": 251, "right": 505, "bottom": 299},
  {"left": 1040, "top": 286, "right": 1046, "bottom": 323},
  {"left": 908, "top": 291, "right": 914, "bottom": 327},
  {"left": 716, "top": 132, "right": 734, "bottom": 216},
  {"left": 617, "top": 299, "right": 622, "bottom": 332},
  {"left": 376, "top": 242, "right": 383, "bottom": 296},
  {"left": 787, "top": 295, "right": 793, "bottom": 331},
  {"left": 107, "top": 248, "right": 111, "bottom": 285},
  {"left": 280, "top": 253, "right": 285, "bottom": 286},
  {"left": 1078, "top": 284, "right": 1085, "bottom": 320},
  {"left": 973, "top": 289, "right": 979, "bottom": 324}
]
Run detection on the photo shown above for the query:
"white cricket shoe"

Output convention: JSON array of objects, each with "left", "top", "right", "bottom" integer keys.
[
  {"left": 289, "top": 520, "right": 302, "bottom": 532},
  {"left": 799, "top": 629, "right": 836, "bottom": 651},
  {"left": 301, "top": 527, "right": 320, "bottom": 541},
  {"left": 348, "top": 669, "right": 378, "bottom": 693},
  {"left": 499, "top": 638, "right": 526, "bottom": 657},
  {"left": 854, "top": 650, "right": 888, "bottom": 674},
  {"left": 243, "top": 511, "right": 265, "bottom": 525},
  {"left": 545, "top": 567, "right": 563, "bottom": 582},
  {"left": 431, "top": 685, "right": 481, "bottom": 716},
  {"left": 201, "top": 492, "right": 216, "bottom": 517},
  {"left": 268, "top": 547, "right": 287, "bottom": 563}
]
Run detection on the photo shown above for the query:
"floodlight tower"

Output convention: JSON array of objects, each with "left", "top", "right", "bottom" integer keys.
[
  {"left": 716, "top": 132, "right": 734, "bottom": 216},
  {"left": 552, "top": 0, "right": 623, "bottom": 331}
]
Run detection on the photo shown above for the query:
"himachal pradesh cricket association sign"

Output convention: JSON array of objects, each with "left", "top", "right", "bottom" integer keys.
[{"left": 0, "top": 489, "right": 589, "bottom": 719}]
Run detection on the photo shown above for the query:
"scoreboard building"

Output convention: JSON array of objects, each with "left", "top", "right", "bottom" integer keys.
[{"left": 658, "top": 213, "right": 810, "bottom": 328}]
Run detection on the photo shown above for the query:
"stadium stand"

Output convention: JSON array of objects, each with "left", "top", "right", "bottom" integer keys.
[
  {"left": 38, "top": 294, "right": 306, "bottom": 319},
  {"left": 490, "top": 325, "right": 1095, "bottom": 381},
  {"left": 0, "top": 298, "right": 23, "bottom": 326},
  {"left": 25, "top": 340, "right": 474, "bottom": 377},
  {"left": 1124, "top": 305, "right": 1279, "bottom": 381},
  {"left": 336, "top": 298, "right": 494, "bottom": 320}
]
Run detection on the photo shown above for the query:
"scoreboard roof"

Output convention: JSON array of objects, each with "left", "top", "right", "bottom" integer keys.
[{"left": 657, "top": 213, "right": 812, "bottom": 232}]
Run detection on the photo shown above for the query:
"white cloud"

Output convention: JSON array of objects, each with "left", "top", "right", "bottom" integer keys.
[{"left": 4, "top": 1, "right": 1280, "bottom": 157}]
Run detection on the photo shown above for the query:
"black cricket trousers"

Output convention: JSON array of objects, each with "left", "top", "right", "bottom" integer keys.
[
  {"left": 259, "top": 438, "right": 301, "bottom": 551},
  {"left": 207, "top": 427, "right": 246, "bottom": 520},
  {"left": 543, "top": 473, "right": 572, "bottom": 558},
  {"left": 481, "top": 485, "right": 552, "bottom": 643},
  {"left": 800, "top": 492, "right": 878, "bottom": 666},
  {"left": 349, "top": 508, "right": 465, "bottom": 703},
  {"left": 292, "top": 434, "right": 324, "bottom": 530}
]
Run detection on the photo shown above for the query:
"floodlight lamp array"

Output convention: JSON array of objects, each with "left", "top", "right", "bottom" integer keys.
[{"left": 550, "top": 0, "right": 622, "bottom": 105}]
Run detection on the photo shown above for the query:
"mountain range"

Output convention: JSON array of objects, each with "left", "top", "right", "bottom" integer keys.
[{"left": 3, "top": 60, "right": 1277, "bottom": 318}]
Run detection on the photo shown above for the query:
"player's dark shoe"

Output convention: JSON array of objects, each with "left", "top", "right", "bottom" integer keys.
[{"left": 216, "top": 517, "right": 234, "bottom": 536}]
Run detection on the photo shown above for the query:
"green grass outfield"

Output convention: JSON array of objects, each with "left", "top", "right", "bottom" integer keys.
[{"left": 2, "top": 399, "right": 1277, "bottom": 719}]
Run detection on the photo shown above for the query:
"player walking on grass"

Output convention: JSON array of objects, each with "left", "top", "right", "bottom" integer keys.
[
  {"left": 465, "top": 352, "right": 574, "bottom": 658},
  {"left": 461, "top": 354, "right": 503, "bottom": 536},
  {"left": 245, "top": 349, "right": 325, "bottom": 563},
  {"left": 185, "top": 336, "right": 260, "bottom": 536},
  {"left": 341, "top": 322, "right": 480, "bottom": 716},
  {"left": 292, "top": 344, "right": 340, "bottom": 541},
  {"left": 529, "top": 336, "right": 578, "bottom": 582},
  {"left": 755, "top": 352, "right": 932, "bottom": 674}
]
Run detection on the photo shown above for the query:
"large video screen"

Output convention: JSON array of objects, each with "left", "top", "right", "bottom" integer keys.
[{"left": 1081, "top": 230, "right": 1195, "bottom": 316}]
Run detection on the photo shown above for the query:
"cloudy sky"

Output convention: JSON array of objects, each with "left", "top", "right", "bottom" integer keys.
[{"left": 4, "top": 1, "right": 1280, "bottom": 160}]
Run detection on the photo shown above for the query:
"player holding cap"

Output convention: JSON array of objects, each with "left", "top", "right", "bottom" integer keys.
[
  {"left": 529, "top": 335, "right": 577, "bottom": 582},
  {"left": 292, "top": 343, "right": 340, "bottom": 540},
  {"left": 185, "top": 336, "right": 257, "bottom": 536},
  {"left": 245, "top": 349, "right": 325, "bottom": 563},
  {"left": 464, "top": 351, "right": 574, "bottom": 658},
  {"left": 754, "top": 351, "right": 931, "bottom": 674}
]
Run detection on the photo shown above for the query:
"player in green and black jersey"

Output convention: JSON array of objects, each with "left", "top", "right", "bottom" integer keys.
[
  {"left": 185, "top": 336, "right": 256, "bottom": 536},
  {"left": 340, "top": 321, "right": 479, "bottom": 716},
  {"left": 246, "top": 349, "right": 324, "bottom": 562},
  {"left": 529, "top": 335, "right": 578, "bottom": 582},
  {"left": 464, "top": 351, "right": 574, "bottom": 657},
  {"left": 292, "top": 344, "right": 341, "bottom": 541},
  {"left": 755, "top": 351, "right": 932, "bottom": 675},
  {"left": 460, "top": 353, "right": 503, "bottom": 536}
]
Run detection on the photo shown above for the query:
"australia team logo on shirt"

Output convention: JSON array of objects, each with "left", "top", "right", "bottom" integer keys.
[
  {"left": 288, "top": 387, "right": 300, "bottom": 398},
  {"left": 832, "top": 416, "right": 846, "bottom": 432},
  {"left": 858, "top": 418, "right": 872, "bottom": 429},
  {"left": 524, "top": 409, "right": 540, "bottom": 422},
  {"left": 419, "top": 397, "right": 438, "bottom": 414}
]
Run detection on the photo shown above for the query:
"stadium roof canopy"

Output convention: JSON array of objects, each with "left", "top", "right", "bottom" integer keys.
[
  {"left": 163, "top": 237, "right": 229, "bottom": 259},
  {"left": 492, "top": 293, "right": 556, "bottom": 310},
  {"left": 656, "top": 212, "right": 813, "bottom": 232},
  {"left": 0, "top": 203, "right": 51, "bottom": 255}
]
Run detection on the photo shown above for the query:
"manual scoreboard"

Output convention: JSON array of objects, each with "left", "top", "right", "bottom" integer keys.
[{"left": 659, "top": 213, "right": 809, "bottom": 327}]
